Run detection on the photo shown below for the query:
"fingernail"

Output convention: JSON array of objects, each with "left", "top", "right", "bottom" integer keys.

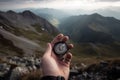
[{"left": 66, "top": 54, "right": 72, "bottom": 59}]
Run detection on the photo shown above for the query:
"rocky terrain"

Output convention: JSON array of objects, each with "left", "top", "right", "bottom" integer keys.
[
  {"left": 69, "top": 59, "right": 120, "bottom": 80},
  {"left": 0, "top": 56, "right": 119, "bottom": 80},
  {"left": 0, "top": 56, "right": 41, "bottom": 80},
  {"left": 0, "top": 10, "right": 59, "bottom": 80}
]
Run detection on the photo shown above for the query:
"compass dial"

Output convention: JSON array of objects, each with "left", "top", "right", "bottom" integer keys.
[{"left": 53, "top": 42, "right": 68, "bottom": 56}]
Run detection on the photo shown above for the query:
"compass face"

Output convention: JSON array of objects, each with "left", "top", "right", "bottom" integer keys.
[{"left": 53, "top": 42, "right": 68, "bottom": 55}]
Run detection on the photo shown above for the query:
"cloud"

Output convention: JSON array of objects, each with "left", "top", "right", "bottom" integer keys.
[
  {"left": 0, "top": 0, "right": 55, "bottom": 5},
  {"left": 0, "top": 0, "right": 23, "bottom": 2},
  {"left": 0, "top": 0, "right": 53, "bottom": 2},
  {"left": 0, "top": 0, "right": 56, "bottom": 10},
  {"left": 0, "top": 0, "right": 120, "bottom": 10},
  {"left": 96, "top": 0, "right": 120, "bottom": 2}
]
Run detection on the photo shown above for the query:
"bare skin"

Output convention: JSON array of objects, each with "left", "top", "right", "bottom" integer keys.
[{"left": 41, "top": 34, "right": 73, "bottom": 80}]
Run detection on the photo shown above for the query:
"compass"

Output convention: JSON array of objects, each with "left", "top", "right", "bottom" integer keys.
[{"left": 53, "top": 42, "right": 69, "bottom": 57}]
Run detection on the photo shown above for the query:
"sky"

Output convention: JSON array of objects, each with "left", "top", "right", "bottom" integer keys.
[{"left": 0, "top": 0, "right": 120, "bottom": 11}]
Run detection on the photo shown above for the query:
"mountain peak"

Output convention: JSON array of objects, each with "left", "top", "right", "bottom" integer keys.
[
  {"left": 21, "top": 10, "right": 38, "bottom": 19},
  {"left": 91, "top": 13, "right": 101, "bottom": 16},
  {"left": 22, "top": 10, "right": 35, "bottom": 16},
  {"left": 7, "top": 10, "right": 16, "bottom": 14},
  {"left": 22, "top": 10, "right": 32, "bottom": 14},
  {"left": 90, "top": 13, "right": 103, "bottom": 18}
]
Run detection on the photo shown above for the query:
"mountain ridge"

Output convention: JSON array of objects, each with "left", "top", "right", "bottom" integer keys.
[
  {"left": 59, "top": 13, "right": 120, "bottom": 57},
  {"left": 0, "top": 10, "right": 59, "bottom": 56},
  {"left": 59, "top": 13, "right": 120, "bottom": 43}
]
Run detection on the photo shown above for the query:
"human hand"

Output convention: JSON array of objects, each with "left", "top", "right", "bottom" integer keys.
[{"left": 41, "top": 34, "right": 73, "bottom": 80}]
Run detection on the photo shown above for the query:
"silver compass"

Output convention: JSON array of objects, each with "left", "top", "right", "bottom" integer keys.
[{"left": 53, "top": 42, "right": 69, "bottom": 57}]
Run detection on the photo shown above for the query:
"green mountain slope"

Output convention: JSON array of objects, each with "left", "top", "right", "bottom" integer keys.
[
  {"left": 59, "top": 13, "right": 120, "bottom": 57},
  {"left": 0, "top": 10, "right": 59, "bottom": 57}
]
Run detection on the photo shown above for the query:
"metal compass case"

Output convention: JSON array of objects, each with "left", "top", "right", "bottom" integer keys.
[{"left": 53, "top": 41, "right": 69, "bottom": 57}]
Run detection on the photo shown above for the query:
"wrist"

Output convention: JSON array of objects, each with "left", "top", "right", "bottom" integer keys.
[{"left": 41, "top": 76, "right": 65, "bottom": 80}]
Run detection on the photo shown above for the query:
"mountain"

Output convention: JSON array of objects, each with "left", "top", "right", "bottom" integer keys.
[
  {"left": 31, "top": 8, "right": 72, "bottom": 28},
  {"left": 94, "top": 7, "right": 120, "bottom": 20},
  {"left": 16, "top": 8, "right": 71, "bottom": 20},
  {"left": 15, "top": 8, "right": 72, "bottom": 27},
  {"left": 59, "top": 13, "right": 120, "bottom": 43},
  {"left": 37, "top": 13, "right": 60, "bottom": 27},
  {"left": 59, "top": 13, "right": 120, "bottom": 57},
  {"left": 61, "top": 7, "right": 120, "bottom": 20},
  {"left": 0, "top": 10, "right": 59, "bottom": 56}
]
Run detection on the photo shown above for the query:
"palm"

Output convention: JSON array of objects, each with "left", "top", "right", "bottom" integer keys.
[
  {"left": 42, "top": 34, "right": 73, "bottom": 80},
  {"left": 42, "top": 51, "right": 70, "bottom": 79}
]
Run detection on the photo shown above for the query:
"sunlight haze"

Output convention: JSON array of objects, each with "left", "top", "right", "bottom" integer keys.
[{"left": 0, "top": 0, "right": 120, "bottom": 11}]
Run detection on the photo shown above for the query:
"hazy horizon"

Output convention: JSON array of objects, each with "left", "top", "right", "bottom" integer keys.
[
  {"left": 0, "top": 0, "right": 120, "bottom": 19},
  {"left": 0, "top": 0, "right": 120, "bottom": 10}
]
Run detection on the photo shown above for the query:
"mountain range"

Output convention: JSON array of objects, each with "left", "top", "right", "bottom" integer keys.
[
  {"left": 0, "top": 10, "right": 58, "bottom": 56},
  {"left": 0, "top": 9, "right": 120, "bottom": 58},
  {"left": 59, "top": 13, "right": 120, "bottom": 57},
  {"left": 15, "top": 8, "right": 72, "bottom": 27},
  {"left": 59, "top": 13, "right": 120, "bottom": 43}
]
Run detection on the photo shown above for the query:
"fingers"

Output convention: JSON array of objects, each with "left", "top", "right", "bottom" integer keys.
[
  {"left": 62, "top": 36, "right": 69, "bottom": 42},
  {"left": 58, "top": 52, "right": 72, "bottom": 66},
  {"left": 51, "top": 34, "right": 74, "bottom": 49},
  {"left": 64, "top": 52, "right": 72, "bottom": 64},
  {"left": 68, "top": 44, "right": 74, "bottom": 49},
  {"left": 51, "top": 34, "right": 63, "bottom": 46},
  {"left": 50, "top": 34, "right": 73, "bottom": 66},
  {"left": 51, "top": 34, "right": 69, "bottom": 47}
]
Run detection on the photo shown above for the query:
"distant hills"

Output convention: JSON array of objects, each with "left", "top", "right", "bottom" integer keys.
[
  {"left": 59, "top": 13, "right": 120, "bottom": 57},
  {"left": 15, "top": 8, "right": 72, "bottom": 27},
  {"left": 59, "top": 13, "right": 120, "bottom": 43},
  {"left": 0, "top": 9, "right": 120, "bottom": 58},
  {"left": 14, "top": 8, "right": 120, "bottom": 28},
  {"left": 32, "top": 8, "right": 71, "bottom": 27},
  {"left": 0, "top": 10, "right": 58, "bottom": 56},
  {"left": 16, "top": 8, "right": 71, "bottom": 20},
  {"left": 36, "top": 13, "right": 60, "bottom": 27}
]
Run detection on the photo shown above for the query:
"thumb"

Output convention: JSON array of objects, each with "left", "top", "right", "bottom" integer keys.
[{"left": 44, "top": 43, "right": 52, "bottom": 56}]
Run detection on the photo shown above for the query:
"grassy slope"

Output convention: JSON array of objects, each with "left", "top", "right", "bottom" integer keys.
[
  {"left": 0, "top": 23, "right": 55, "bottom": 57},
  {"left": 1, "top": 21, "right": 120, "bottom": 64},
  {"left": 71, "top": 42, "right": 120, "bottom": 57},
  {"left": 70, "top": 41, "right": 120, "bottom": 65}
]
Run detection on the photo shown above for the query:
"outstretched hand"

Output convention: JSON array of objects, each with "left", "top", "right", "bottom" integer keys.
[{"left": 41, "top": 34, "right": 73, "bottom": 80}]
